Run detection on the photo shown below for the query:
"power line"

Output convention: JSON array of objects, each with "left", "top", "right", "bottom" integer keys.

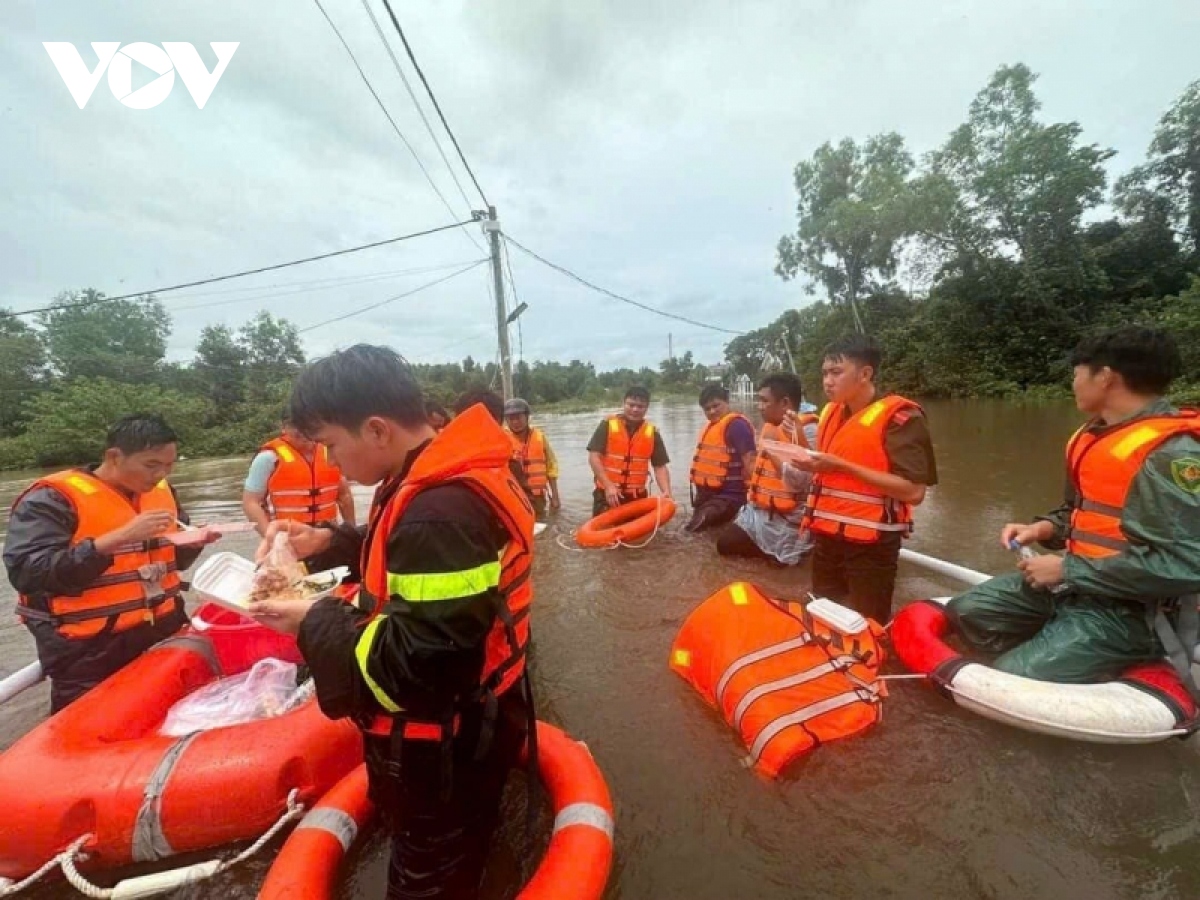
[
  {"left": 298, "top": 259, "right": 488, "bottom": 332},
  {"left": 357, "top": 0, "right": 475, "bottom": 212},
  {"left": 1, "top": 220, "right": 475, "bottom": 320},
  {"left": 502, "top": 235, "right": 746, "bottom": 336},
  {"left": 379, "top": 0, "right": 490, "bottom": 207},
  {"left": 311, "top": 0, "right": 482, "bottom": 252}
]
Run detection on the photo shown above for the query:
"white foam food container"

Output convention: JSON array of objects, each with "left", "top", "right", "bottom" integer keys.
[
  {"left": 190, "top": 552, "right": 348, "bottom": 618},
  {"left": 806, "top": 597, "right": 869, "bottom": 635}
]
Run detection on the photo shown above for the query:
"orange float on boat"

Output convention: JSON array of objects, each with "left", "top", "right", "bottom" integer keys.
[
  {"left": 575, "top": 496, "right": 676, "bottom": 548},
  {"left": 0, "top": 607, "right": 362, "bottom": 883},
  {"left": 258, "top": 722, "right": 614, "bottom": 900}
]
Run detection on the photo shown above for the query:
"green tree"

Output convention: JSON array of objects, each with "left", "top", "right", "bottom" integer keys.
[
  {"left": 17, "top": 378, "right": 212, "bottom": 467},
  {"left": 38, "top": 290, "right": 170, "bottom": 383},
  {"left": 0, "top": 313, "right": 46, "bottom": 436},
  {"left": 237, "top": 311, "right": 304, "bottom": 405},
  {"left": 1116, "top": 80, "right": 1200, "bottom": 258},
  {"left": 194, "top": 323, "right": 246, "bottom": 417},
  {"left": 776, "top": 132, "right": 915, "bottom": 330}
]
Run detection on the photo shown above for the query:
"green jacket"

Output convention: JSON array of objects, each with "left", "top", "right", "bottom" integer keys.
[{"left": 1035, "top": 399, "right": 1200, "bottom": 602}]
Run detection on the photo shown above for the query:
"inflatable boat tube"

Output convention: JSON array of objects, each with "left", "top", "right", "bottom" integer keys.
[
  {"left": 0, "top": 614, "right": 362, "bottom": 881},
  {"left": 891, "top": 598, "right": 1199, "bottom": 743},
  {"left": 258, "top": 721, "right": 614, "bottom": 900},
  {"left": 576, "top": 496, "right": 676, "bottom": 548}
]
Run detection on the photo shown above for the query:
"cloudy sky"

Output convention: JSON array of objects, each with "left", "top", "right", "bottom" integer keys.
[{"left": 2, "top": 1, "right": 1197, "bottom": 372}]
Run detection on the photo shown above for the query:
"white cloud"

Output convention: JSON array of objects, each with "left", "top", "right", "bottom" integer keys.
[{"left": 2, "top": 0, "right": 1197, "bottom": 370}]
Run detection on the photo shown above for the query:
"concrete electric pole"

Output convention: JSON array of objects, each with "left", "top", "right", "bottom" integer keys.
[{"left": 482, "top": 206, "right": 514, "bottom": 399}]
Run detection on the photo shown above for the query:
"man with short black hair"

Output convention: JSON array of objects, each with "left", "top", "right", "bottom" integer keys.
[
  {"left": 587, "top": 386, "right": 672, "bottom": 516},
  {"left": 242, "top": 410, "right": 355, "bottom": 537},
  {"left": 453, "top": 388, "right": 504, "bottom": 424},
  {"left": 949, "top": 326, "right": 1200, "bottom": 683},
  {"left": 789, "top": 334, "right": 937, "bottom": 624},
  {"left": 248, "top": 345, "right": 535, "bottom": 900},
  {"left": 687, "top": 384, "right": 756, "bottom": 531},
  {"left": 4, "top": 414, "right": 220, "bottom": 711}
]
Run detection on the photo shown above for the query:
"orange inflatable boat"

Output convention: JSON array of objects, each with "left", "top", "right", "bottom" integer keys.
[
  {"left": 258, "top": 722, "right": 614, "bottom": 900},
  {"left": 0, "top": 607, "right": 361, "bottom": 885}
]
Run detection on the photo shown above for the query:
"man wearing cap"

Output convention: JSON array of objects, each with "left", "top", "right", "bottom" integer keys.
[{"left": 504, "top": 398, "right": 560, "bottom": 520}]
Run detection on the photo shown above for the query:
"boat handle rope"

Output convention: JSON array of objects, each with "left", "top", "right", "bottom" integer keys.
[{"left": 0, "top": 789, "right": 305, "bottom": 899}]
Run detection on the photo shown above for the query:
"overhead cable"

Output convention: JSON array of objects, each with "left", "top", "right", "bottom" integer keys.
[
  {"left": 503, "top": 235, "right": 746, "bottom": 336},
  {"left": 1, "top": 220, "right": 476, "bottom": 319}
]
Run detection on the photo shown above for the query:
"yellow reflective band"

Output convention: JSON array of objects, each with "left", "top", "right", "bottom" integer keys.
[
  {"left": 1111, "top": 425, "right": 1162, "bottom": 461},
  {"left": 386, "top": 560, "right": 502, "bottom": 602},
  {"left": 672, "top": 648, "right": 692, "bottom": 668},
  {"left": 355, "top": 617, "right": 401, "bottom": 713},
  {"left": 730, "top": 583, "right": 749, "bottom": 606},
  {"left": 276, "top": 444, "right": 296, "bottom": 463},
  {"left": 609, "top": 419, "right": 620, "bottom": 434},
  {"left": 65, "top": 474, "right": 97, "bottom": 495},
  {"left": 859, "top": 400, "right": 887, "bottom": 427}
]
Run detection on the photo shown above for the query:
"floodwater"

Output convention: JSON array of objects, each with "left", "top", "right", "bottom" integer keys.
[{"left": 3, "top": 399, "right": 1200, "bottom": 900}]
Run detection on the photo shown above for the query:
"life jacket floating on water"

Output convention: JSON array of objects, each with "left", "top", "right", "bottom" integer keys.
[{"left": 670, "top": 582, "right": 886, "bottom": 778}]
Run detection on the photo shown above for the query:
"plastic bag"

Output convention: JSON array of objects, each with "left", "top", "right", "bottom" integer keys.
[
  {"left": 160, "top": 658, "right": 302, "bottom": 736},
  {"left": 250, "top": 532, "right": 306, "bottom": 602}
]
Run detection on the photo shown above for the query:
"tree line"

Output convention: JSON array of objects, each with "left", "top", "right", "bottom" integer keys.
[
  {"left": 730, "top": 64, "right": 1200, "bottom": 403},
  {"left": 0, "top": 290, "right": 716, "bottom": 470}
]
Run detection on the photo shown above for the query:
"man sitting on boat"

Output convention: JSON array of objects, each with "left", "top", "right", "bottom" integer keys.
[
  {"left": 3, "top": 414, "right": 220, "bottom": 711},
  {"left": 948, "top": 326, "right": 1200, "bottom": 684}
]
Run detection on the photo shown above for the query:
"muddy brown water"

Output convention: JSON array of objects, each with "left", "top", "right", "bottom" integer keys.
[{"left": 3, "top": 400, "right": 1199, "bottom": 900}]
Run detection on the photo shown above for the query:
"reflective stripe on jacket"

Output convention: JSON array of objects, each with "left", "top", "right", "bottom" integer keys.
[
  {"left": 262, "top": 438, "right": 342, "bottom": 524},
  {"left": 356, "top": 404, "right": 536, "bottom": 714},
  {"left": 690, "top": 412, "right": 753, "bottom": 490},
  {"left": 14, "top": 470, "right": 181, "bottom": 639},
  {"left": 804, "top": 396, "right": 919, "bottom": 543},
  {"left": 1066, "top": 410, "right": 1200, "bottom": 558}
]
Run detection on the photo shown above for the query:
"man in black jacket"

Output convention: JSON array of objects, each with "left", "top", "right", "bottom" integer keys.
[{"left": 250, "top": 346, "right": 534, "bottom": 900}]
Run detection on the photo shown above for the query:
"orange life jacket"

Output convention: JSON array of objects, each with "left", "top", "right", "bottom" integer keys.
[
  {"left": 690, "top": 412, "right": 753, "bottom": 490},
  {"left": 670, "top": 581, "right": 885, "bottom": 778},
  {"left": 595, "top": 416, "right": 657, "bottom": 497},
  {"left": 262, "top": 438, "right": 342, "bottom": 525},
  {"left": 14, "top": 470, "right": 182, "bottom": 640},
  {"left": 805, "top": 396, "right": 920, "bottom": 543},
  {"left": 509, "top": 427, "right": 548, "bottom": 497},
  {"left": 1066, "top": 409, "right": 1200, "bottom": 559},
  {"left": 746, "top": 415, "right": 816, "bottom": 516},
  {"left": 360, "top": 404, "right": 536, "bottom": 710}
]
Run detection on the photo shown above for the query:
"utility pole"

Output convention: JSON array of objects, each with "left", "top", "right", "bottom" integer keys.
[
  {"left": 481, "top": 205, "right": 513, "bottom": 399},
  {"left": 668, "top": 332, "right": 673, "bottom": 361}
]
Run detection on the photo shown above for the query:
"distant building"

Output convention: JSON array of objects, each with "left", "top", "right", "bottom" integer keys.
[
  {"left": 731, "top": 372, "right": 754, "bottom": 400},
  {"left": 705, "top": 362, "right": 731, "bottom": 380}
]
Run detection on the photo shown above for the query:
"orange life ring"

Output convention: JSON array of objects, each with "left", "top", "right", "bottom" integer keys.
[
  {"left": 0, "top": 628, "right": 361, "bottom": 881},
  {"left": 258, "top": 721, "right": 614, "bottom": 900},
  {"left": 575, "top": 496, "right": 676, "bottom": 548}
]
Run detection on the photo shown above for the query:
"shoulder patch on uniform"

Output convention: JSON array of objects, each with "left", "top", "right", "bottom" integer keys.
[{"left": 1170, "top": 457, "right": 1200, "bottom": 494}]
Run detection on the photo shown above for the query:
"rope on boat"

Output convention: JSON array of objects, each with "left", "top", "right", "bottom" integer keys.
[{"left": 0, "top": 790, "right": 305, "bottom": 899}]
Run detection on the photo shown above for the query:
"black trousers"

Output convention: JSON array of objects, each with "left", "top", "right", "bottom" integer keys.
[
  {"left": 591, "top": 488, "right": 648, "bottom": 517},
  {"left": 365, "top": 687, "right": 530, "bottom": 900},
  {"left": 715, "top": 522, "right": 773, "bottom": 561},
  {"left": 685, "top": 494, "right": 743, "bottom": 533},
  {"left": 810, "top": 532, "right": 903, "bottom": 625},
  {"left": 26, "top": 603, "right": 188, "bottom": 713}
]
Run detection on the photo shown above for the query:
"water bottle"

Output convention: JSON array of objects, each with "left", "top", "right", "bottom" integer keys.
[{"left": 1009, "top": 540, "right": 1069, "bottom": 595}]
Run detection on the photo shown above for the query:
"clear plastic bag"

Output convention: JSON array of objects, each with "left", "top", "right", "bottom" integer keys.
[
  {"left": 250, "top": 532, "right": 307, "bottom": 602},
  {"left": 160, "top": 658, "right": 302, "bottom": 736}
]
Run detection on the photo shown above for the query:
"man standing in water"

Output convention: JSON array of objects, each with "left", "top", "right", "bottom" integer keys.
[
  {"left": 249, "top": 345, "right": 535, "bottom": 900},
  {"left": 504, "top": 398, "right": 561, "bottom": 520},
  {"left": 949, "top": 326, "right": 1200, "bottom": 683},
  {"left": 241, "top": 411, "right": 355, "bottom": 536},
  {"left": 789, "top": 335, "right": 937, "bottom": 624},
  {"left": 4, "top": 414, "right": 219, "bottom": 711},
  {"left": 587, "top": 386, "right": 672, "bottom": 515}
]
